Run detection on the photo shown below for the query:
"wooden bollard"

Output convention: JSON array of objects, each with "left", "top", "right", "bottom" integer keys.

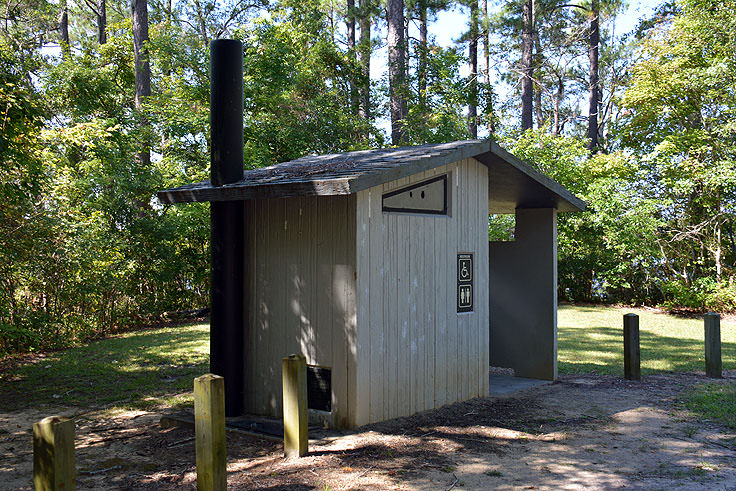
[
  {"left": 623, "top": 313, "right": 641, "bottom": 380},
  {"left": 33, "top": 416, "right": 76, "bottom": 491},
  {"left": 194, "top": 374, "right": 226, "bottom": 491},
  {"left": 705, "top": 312, "right": 722, "bottom": 378},
  {"left": 282, "top": 354, "right": 308, "bottom": 458}
]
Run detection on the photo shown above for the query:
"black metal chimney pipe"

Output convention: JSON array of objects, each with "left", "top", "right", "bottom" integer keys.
[{"left": 210, "top": 38, "right": 245, "bottom": 416}]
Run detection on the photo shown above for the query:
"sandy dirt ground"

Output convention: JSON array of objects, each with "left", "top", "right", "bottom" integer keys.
[{"left": 2, "top": 372, "right": 735, "bottom": 490}]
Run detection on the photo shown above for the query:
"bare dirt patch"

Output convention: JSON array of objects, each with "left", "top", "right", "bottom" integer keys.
[{"left": 2, "top": 372, "right": 736, "bottom": 490}]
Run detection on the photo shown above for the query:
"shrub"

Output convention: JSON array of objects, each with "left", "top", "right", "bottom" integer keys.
[{"left": 661, "top": 278, "right": 736, "bottom": 313}]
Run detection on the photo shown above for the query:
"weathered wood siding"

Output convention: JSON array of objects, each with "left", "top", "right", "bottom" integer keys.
[
  {"left": 354, "top": 158, "right": 490, "bottom": 426},
  {"left": 243, "top": 195, "right": 357, "bottom": 428}
]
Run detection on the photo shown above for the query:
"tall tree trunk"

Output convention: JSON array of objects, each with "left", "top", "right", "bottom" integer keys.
[
  {"left": 520, "top": 0, "right": 534, "bottom": 131},
  {"left": 404, "top": 16, "right": 410, "bottom": 83},
  {"left": 347, "top": 0, "right": 358, "bottom": 115},
  {"left": 588, "top": 0, "right": 599, "bottom": 152},
  {"left": 358, "top": 0, "right": 371, "bottom": 121},
  {"left": 418, "top": 0, "right": 427, "bottom": 113},
  {"left": 97, "top": 0, "right": 107, "bottom": 44},
  {"left": 132, "top": 0, "right": 151, "bottom": 167},
  {"left": 194, "top": 0, "right": 208, "bottom": 42},
  {"left": 535, "top": 89, "right": 543, "bottom": 129},
  {"left": 534, "top": 32, "right": 543, "bottom": 129},
  {"left": 714, "top": 193, "right": 723, "bottom": 283},
  {"left": 59, "top": 0, "right": 70, "bottom": 57},
  {"left": 552, "top": 74, "right": 563, "bottom": 136},
  {"left": 7, "top": 278, "right": 16, "bottom": 327},
  {"left": 468, "top": 0, "right": 478, "bottom": 139},
  {"left": 716, "top": 216, "right": 723, "bottom": 283},
  {"left": 483, "top": 0, "right": 494, "bottom": 135},
  {"left": 347, "top": 0, "right": 356, "bottom": 49},
  {"left": 329, "top": 0, "right": 335, "bottom": 44},
  {"left": 387, "top": 0, "right": 407, "bottom": 145}
]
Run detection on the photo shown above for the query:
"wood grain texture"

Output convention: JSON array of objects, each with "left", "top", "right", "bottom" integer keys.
[
  {"left": 705, "top": 313, "right": 722, "bottom": 378},
  {"left": 243, "top": 158, "right": 490, "bottom": 428},
  {"left": 355, "top": 190, "right": 372, "bottom": 424},
  {"left": 282, "top": 355, "right": 308, "bottom": 458},
  {"left": 33, "top": 416, "right": 76, "bottom": 491},
  {"left": 623, "top": 314, "right": 641, "bottom": 381},
  {"left": 243, "top": 195, "right": 357, "bottom": 427},
  {"left": 194, "top": 374, "right": 226, "bottom": 491},
  {"left": 354, "top": 158, "right": 489, "bottom": 426}
]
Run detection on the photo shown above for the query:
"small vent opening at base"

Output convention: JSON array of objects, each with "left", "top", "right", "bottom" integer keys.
[{"left": 307, "top": 365, "right": 331, "bottom": 412}]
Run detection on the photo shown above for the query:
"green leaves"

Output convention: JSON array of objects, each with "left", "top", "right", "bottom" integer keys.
[
  {"left": 505, "top": 129, "right": 667, "bottom": 304},
  {"left": 239, "top": 16, "right": 378, "bottom": 166},
  {"left": 404, "top": 44, "right": 472, "bottom": 144},
  {"left": 616, "top": 0, "right": 736, "bottom": 308}
]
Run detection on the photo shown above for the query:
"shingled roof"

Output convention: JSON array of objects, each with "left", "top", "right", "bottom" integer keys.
[{"left": 157, "top": 139, "right": 586, "bottom": 213}]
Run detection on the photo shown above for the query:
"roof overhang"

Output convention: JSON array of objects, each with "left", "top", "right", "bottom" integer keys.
[
  {"left": 479, "top": 141, "right": 585, "bottom": 213},
  {"left": 157, "top": 140, "right": 586, "bottom": 213}
]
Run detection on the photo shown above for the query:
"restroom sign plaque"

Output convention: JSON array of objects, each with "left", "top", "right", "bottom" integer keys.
[{"left": 457, "top": 253, "right": 473, "bottom": 313}]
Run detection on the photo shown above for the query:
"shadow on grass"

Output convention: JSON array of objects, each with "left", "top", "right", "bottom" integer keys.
[
  {"left": 0, "top": 324, "right": 209, "bottom": 412},
  {"left": 558, "top": 326, "right": 736, "bottom": 376}
]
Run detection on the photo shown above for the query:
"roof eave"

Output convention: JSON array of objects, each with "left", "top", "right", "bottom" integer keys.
[
  {"left": 156, "top": 139, "right": 586, "bottom": 213},
  {"left": 478, "top": 141, "right": 587, "bottom": 213},
  {"left": 156, "top": 177, "right": 354, "bottom": 204}
]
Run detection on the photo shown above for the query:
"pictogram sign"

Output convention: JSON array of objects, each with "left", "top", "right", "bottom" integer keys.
[{"left": 457, "top": 253, "right": 473, "bottom": 312}]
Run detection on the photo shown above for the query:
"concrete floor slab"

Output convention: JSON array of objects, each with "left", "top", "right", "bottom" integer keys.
[{"left": 489, "top": 374, "right": 552, "bottom": 396}]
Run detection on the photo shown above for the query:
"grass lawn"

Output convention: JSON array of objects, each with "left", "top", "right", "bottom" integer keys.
[
  {"left": 0, "top": 323, "right": 209, "bottom": 413},
  {"left": 558, "top": 304, "right": 736, "bottom": 376},
  {"left": 685, "top": 382, "right": 736, "bottom": 430},
  {"left": 1, "top": 305, "right": 734, "bottom": 417}
]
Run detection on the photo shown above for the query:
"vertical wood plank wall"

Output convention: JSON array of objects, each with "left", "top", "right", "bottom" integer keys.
[
  {"left": 243, "top": 195, "right": 357, "bottom": 428},
  {"left": 355, "top": 158, "right": 490, "bottom": 426}
]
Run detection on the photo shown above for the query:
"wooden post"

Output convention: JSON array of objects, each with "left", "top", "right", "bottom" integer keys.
[
  {"left": 282, "top": 354, "right": 308, "bottom": 458},
  {"left": 705, "top": 312, "right": 722, "bottom": 378},
  {"left": 194, "top": 374, "right": 226, "bottom": 491},
  {"left": 33, "top": 416, "right": 75, "bottom": 491},
  {"left": 623, "top": 313, "right": 640, "bottom": 381}
]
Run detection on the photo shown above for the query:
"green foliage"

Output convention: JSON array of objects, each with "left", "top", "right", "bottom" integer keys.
[
  {"left": 404, "top": 44, "right": 471, "bottom": 144},
  {"left": 488, "top": 214, "right": 515, "bottom": 242},
  {"left": 661, "top": 278, "right": 736, "bottom": 312},
  {"left": 505, "top": 118, "right": 734, "bottom": 310},
  {"left": 0, "top": 0, "right": 388, "bottom": 356},
  {"left": 0, "top": 0, "right": 57, "bottom": 59},
  {"left": 615, "top": 0, "right": 736, "bottom": 309},
  {"left": 1, "top": 18, "right": 213, "bottom": 355},
  {"left": 502, "top": 130, "right": 639, "bottom": 302},
  {"left": 0, "top": 44, "right": 52, "bottom": 353},
  {"left": 4, "top": 0, "right": 736, "bottom": 358},
  {"left": 238, "top": 12, "right": 380, "bottom": 167},
  {"left": 0, "top": 46, "right": 45, "bottom": 210}
]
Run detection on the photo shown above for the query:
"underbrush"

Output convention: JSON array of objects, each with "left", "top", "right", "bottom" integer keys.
[{"left": 661, "top": 278, "right": 736, "bottom": 313}]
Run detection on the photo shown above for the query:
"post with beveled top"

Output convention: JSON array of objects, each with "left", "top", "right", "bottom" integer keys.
[
  {"left": 209, "top": 38, "right": 245, "bottom": 416},
  {"left": 33, "top": 416, "right": 76, "bottom": 491},
  {"left": 623, "top": 313, "right": 640, "bottom": 381},
  {"left": 195, "top": 374, "right": 226, "bottom": 491},
  {"left": 705, "top": 312, "right": 722, "bottom": 378},
  {"left": 282, "top": 354, "right": 308, "bottom": 458}
]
